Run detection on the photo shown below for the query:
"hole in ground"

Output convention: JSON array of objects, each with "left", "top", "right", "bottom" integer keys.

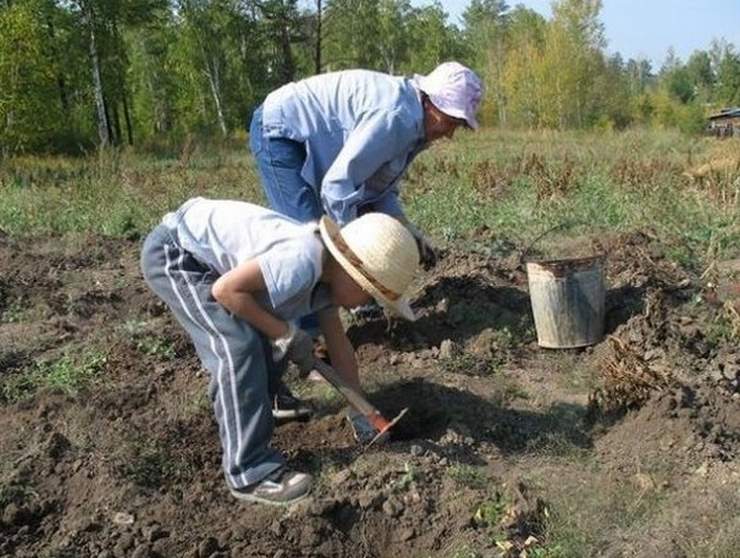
[{"left": 369, "top": 378, "right": 450, "bottom": 441}]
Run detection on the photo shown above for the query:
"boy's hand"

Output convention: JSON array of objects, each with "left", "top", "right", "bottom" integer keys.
[{"left": 272, "top": 323, "right": 314, "bottom": 376}]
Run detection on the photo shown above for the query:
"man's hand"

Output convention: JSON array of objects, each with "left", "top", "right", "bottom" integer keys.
[
  {"left": 272, "top": 323, "right": 314, "bottom": 376},
  {"left": 405, "top": 222, "right": 438, "bottom": 269}
]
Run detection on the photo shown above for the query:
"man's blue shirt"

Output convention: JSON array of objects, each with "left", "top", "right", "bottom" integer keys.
[{"left": 261, "top": 69, "right": 426, "bottom": 225}]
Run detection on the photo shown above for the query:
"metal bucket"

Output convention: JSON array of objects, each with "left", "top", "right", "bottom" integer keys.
[{"left": 526, "top": 255, "right": 606, "bottom": 348}]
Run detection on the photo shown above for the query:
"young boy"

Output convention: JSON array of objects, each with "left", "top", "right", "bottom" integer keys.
[{"left": 140, "top": 197, "right": 419, "bottom": 505}]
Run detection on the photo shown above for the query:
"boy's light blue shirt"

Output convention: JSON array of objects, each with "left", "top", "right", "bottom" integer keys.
[
  {"left": 261, "top": 69, "right": 427, "bottom": 226},
  {"left": 163, "top": 198, "right": 333, "bottom": 322}
]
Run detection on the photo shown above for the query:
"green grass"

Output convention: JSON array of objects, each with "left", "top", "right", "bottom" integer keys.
[
  {"left": 404, "top": 130, "right": 739, "bottom": 269},
  {"left": 522, "top": 460, "right": 670, "bottom": 558},
  {"left": 1, "top": 129, "right": 736, "bottom": 272},
  {"left": 0, "top": 141, "right": 262, "bottom": 238},
  {"left": 1, "top": 349, "right": 108, "bottom": 403}
]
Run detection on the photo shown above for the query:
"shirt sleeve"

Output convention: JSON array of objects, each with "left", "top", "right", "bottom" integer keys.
[
  {"left": 370, "top": 186, "right": 405, "bottom": 219},
  {"left": 257, "top": 244, "right": 318, "bottom": 310},
  {"left": 321, "top": 110, "right": 418, "bottom": 226}
]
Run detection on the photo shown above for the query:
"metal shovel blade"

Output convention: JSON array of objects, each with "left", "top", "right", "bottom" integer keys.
[{"left": 366, "top": 407, "right": 408, "bottom": 449}]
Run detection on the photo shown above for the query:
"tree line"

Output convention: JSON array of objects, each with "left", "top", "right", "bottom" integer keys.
[{"left": 1, "top": 0, "right": 739, "bottom": 153}]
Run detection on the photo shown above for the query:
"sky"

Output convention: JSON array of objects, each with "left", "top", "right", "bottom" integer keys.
[{"left": 418, "top": 0, "right": 740, "bottom": 69}]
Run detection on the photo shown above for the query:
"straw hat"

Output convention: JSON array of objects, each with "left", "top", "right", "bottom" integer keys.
[{"left": 319, "top": 213, "right": 420, "bottom": 321}]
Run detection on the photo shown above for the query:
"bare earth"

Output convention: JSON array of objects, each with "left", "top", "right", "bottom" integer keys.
[{"left": 0, "top": 230, "right": 738, "bottom": 557}]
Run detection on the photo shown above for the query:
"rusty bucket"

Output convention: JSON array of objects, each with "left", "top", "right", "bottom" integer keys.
[{"left": 526, "top": 255, "right": 606, "bottom": 348}]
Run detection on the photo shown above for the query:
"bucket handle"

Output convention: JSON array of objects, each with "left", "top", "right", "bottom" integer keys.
[{"left": 518, "top": 218, "right": 586, "bottom": 265}]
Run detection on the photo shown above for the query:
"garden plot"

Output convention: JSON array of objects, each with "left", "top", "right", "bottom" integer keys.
[{"left": 0, "top": 229, "right": 738, "bottom": 557}]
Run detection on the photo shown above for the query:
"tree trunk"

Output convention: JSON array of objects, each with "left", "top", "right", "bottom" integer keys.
[
  {"left": 314, "top": 0, "right": 322, "bottom": 74},
  {"left": 84, "top": 2, "right": 110, "bottom": 147},
  {"left": 279, "top": 24, "right": 295, "bottom": 82},
  {"left": 494, "top": 36, "right": 506, "bottom": 126},
  {"left": 103, "top": 93, "right": 116, "bottom": 145},
  {"left": 122, "top": 87, "right": 134, "bottom": 145},
  {"left": 204, "top": 54, "right": 228, "bottom": 136},
  {"left": 112, "top": 101, "right": 123, "bottom": 146},
  {"left": 43, "top": 7, "right": 69, "bottom": 112}
]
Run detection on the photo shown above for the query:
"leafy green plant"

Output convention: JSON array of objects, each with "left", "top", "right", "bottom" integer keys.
[
  {"left": 122, "top": 319, "right": 177, "bottom": 360},
  {"left": 449, "top": 464, "right": 488, "bottom": 489},
  {"left": 392, "top": 461, "right": 419, "bottom": 492},
  {"left": 528, "top": 544, "right": 569, "bottom": 558},
  {"left": 473, "top": 493, "right": 509, "bottom": 529},
  {"left": 1, "top": 299, "right": 27, "bottom": 323},
  {"left": 441, "top": 353, "right": 498, "bottom": 376},
  {"left": 136, "top": 336, "right": 176, "bottom": 360},
  {"left": 1, "top": 349, "right": 107, "bottom": 403}
]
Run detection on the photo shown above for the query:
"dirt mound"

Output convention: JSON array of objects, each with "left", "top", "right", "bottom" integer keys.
[
  {"left": 1, "top": 230, "right": 739, "bottom": 556},
  {"left": 596, "top": 380, "right": 740, "bottom": 471}
]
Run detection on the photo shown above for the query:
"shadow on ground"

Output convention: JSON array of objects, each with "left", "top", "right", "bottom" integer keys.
[{"left": 349, "top": 278, "right": 535, "bottom": 351}]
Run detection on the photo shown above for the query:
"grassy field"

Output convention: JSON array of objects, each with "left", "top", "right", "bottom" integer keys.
[
  {"left": 1, "top": 128, "right": 738, "bottom": 270},
  {"left": 1, "top": 128, "right": 739, "bottom": 557}
]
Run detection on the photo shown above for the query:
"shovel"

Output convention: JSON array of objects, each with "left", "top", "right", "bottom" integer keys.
[{"left": 312, "top": 359, "right": 407, "bottom": 447}]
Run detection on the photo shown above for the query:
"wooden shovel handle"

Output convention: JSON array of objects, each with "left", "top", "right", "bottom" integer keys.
[{"left": 312, "top": 359, "right": 386, "bottom": 422}]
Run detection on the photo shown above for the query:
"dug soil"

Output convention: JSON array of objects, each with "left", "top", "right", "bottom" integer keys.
[{"left": 0, "top": 230, "right": 738, "bottom": 557}]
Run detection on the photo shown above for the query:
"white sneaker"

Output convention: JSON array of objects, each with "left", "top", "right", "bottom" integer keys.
[{"left": 230, "top": 467, "right": 312, "bottom": 506}]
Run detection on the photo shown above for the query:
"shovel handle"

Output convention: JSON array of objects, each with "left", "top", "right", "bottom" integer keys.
[{"left": 312, "top": 359, "right": 385, "bottom": 420}]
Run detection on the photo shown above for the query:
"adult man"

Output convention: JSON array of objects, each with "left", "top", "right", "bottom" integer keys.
[
  {"left": 248, "top": 61, "right": 483, "bottom": 422},
  {"left": 249, "top": 61, "right": 483, "bottom": 265}
]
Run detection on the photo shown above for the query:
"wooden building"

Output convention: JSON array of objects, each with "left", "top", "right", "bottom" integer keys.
[{"left": 708, "top": 107, "right": 740, "bottom": 137}]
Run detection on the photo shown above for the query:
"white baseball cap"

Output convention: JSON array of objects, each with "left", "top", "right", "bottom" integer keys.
[{"left": 414, "top": 61, "right": 483, "bottom": 129}]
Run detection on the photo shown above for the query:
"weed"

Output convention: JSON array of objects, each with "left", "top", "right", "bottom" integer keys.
[
  {"left": 136, "top": 336, "right": 176, "bottom": 360},
  {"left": 526, "top": 460, "right": 669, "bottom": 558},
  {"left": 473, "top": 492, "right": 509, "bottom": 529},
  {"left": 1, "top": 298, "right": 27, "bottom": 323},
  {"left": 448, "top": 464, "right": 488, "bottom": 489},
  {"left": 1, "top": 349, "right": 107, "bottom": 403},
  {"left": 527, "top": 544, "right": 569, "bottom": 558},
  {"left": 588, "top": 336, "right": 675, "bottom": 416},
  {"left": 446, "top": 545, "right": 482, "bottom": 558},
  {"left": 392, "top": 461, "right": 419, "bottom": 492},
  {"left": 185, "top": 390, "right": 211, "bottom": 417},
  {"left": 441, "top": 353, "right": 498, "bottom": 376},
  {"left": 500, "top": 380, "right": 529, "bottom": 402},
  {"left": 2, "top": 130, "right": 736, "bottom": 271},
  {"left": 705, "top": 301, "right": 740, "bottom": 346},
  {"left": 122, "top": 319, "right": 177, "bottom": 360},
  {"left": 0, "top": 482, "right": 35, "bottom": 507},
  {"left": 116, "top": 435, "right": 195, "bottom": 489}
]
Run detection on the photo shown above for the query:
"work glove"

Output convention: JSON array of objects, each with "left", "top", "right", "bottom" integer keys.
[
  {"left": 405, "top": 222, "right": 438, "bottom": 269},
  {"left": 271, "top": 323, "right": 315, "bottom": 377}
]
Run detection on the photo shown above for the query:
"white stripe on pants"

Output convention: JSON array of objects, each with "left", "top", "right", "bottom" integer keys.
[{"left": 141, "top": 225, "right": 284, "bottom": 488}]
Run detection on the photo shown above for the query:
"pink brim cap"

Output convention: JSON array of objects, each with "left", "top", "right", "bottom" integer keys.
[{"left": 415, "top": 62, "right": 483, "bottom": 129}]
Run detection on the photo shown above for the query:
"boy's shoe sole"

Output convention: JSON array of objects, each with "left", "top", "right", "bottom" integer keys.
[
  {"left": 306, "top": 369, "right": 328, "bottom": 384},
  {"left": 272, "top": 391, "right": 313, "bottom": 422},
  {"left": 272, "top": 408, "right": 312, "bottom": 421},
  {"left": 229, "top": 486, "right": 311, "bottom": 506}
]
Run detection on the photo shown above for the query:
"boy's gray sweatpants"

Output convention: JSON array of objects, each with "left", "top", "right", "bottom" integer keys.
[{"left": 140, "top": 224, "right": 285, "bottom": 489}]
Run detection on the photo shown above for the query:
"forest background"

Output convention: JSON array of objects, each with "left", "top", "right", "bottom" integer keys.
[{"left": 2, "top": 0, "right": 740, "bottom": 154}]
